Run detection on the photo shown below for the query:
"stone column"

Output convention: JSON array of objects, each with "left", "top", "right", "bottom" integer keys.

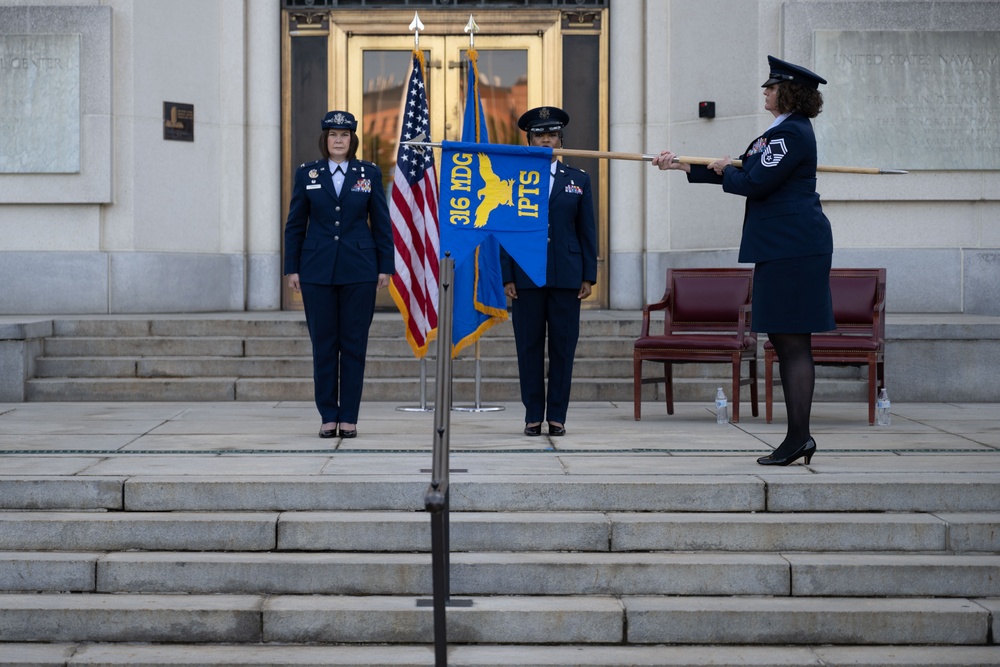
[
  {"left": 245, "top": 0, "right": 282, "bottom": 310},
  {"left": 608, "top": 0, "right": 648, "bottom": 310}
]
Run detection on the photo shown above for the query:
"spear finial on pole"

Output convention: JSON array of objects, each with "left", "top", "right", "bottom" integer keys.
[
  {"left": 409, "top": 11, "right": 424, "bottom": 49},
  {"left": 464, "top": 14, "right": 479, "bottom": 49}
]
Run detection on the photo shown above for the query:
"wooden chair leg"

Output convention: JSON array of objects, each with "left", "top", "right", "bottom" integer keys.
[
  {"left": 867, "top": 355, "right": 877, "bottom": 425},
  {"left": 633, "top": 355, "right": 642, "bottom": 421},
  {"left": 731, "top": 355, "right": 741, "bottom": 423},
  {"left": 664, "top": 362, "right": 674, "bottom": 415}
]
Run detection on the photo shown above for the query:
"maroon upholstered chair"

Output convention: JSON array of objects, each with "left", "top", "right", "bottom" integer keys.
[
  {"left": 634, "top": 268, "right": 758, "bottom": 423},
  {"left": 765, "top": 268, "right": 886, "bottom": 425}
]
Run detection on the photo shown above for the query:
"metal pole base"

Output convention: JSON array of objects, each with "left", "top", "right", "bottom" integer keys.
[
  {"left": 451, "top": 404, "right": 504, "bottom": 412},
  {"left": 397, "top": 357, "right": 434, "bottom": 412}
]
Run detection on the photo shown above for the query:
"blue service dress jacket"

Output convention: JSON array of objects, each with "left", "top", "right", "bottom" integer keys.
[
  {"left": 283, "top": 158, "right": 394, "bottom": 283},
  {"left": 687, "top": 112, "right": 833, "bottom": 263},
  {"left": 500, "top": 161, "right": 598, "bottom": 289}
]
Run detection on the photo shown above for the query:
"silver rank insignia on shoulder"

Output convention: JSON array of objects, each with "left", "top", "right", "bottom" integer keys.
[
  {"left": 760, "top": 138, "right": 788, "bottom": 168},
  {"left": 308, "top": 169, "right": 319, "bottom": 179}
]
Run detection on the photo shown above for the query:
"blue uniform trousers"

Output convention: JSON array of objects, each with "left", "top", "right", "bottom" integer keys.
[
  {"left": 300, "top": 281, "right": 377, "bottom": 424},
  {"left": 511, "top": 287, "right": 581, "bottom": 424}
]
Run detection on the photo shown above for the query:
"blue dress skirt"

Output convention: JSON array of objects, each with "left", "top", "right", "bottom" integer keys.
[{"left": 751, "top": 254, "right": 835, "bottom": 334}]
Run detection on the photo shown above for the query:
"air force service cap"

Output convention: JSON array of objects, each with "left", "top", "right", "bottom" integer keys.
[
  {"left": 518, "top": 106, "right": 570, "bottom": 134},
  {"left": 321, "top": 110, "right": 358, "bottom": 132},
  {"left": 762, "top": 55, "right": 827, "bottom": 89}
]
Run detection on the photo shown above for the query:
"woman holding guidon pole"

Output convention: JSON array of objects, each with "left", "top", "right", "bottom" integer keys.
[{"left": 653, "top": 56, "right": 835, "bottom": 466}]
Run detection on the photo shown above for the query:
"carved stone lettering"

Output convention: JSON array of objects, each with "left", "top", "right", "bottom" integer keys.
[
  {"left": 814, "top": 31, "right": 1000, "bottom": 170},
  {"left": 0, "top": 34, "right": 82, "bottom": 173}
]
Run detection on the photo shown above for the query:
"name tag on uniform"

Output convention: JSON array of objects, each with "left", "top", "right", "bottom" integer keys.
[{"left": 306, "top": 184, "right": 322, "bottom": 190}]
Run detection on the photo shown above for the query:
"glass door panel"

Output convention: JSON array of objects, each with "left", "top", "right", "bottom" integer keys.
[
  {"left": 452, "top": 48, "right": 526, "bottom": 144},
  {"left": 347, "top": 36, "right": 447, "bottom": 309},
  {"left": 359, "top": 49, "right": 427, "bottom": 192},
  {"left": 348, "top": 35, "right": 541, "bottom": 308}
]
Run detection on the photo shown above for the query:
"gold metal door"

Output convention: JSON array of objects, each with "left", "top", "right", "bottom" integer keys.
[{"left": 282, "top": 8, "right": 608, "bottom": 309}]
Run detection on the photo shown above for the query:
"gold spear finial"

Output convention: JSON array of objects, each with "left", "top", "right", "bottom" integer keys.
[
  {"left": 409, "top": 11, "right": 425, "bottom": 48},
  {"left": 464, "top": 14, "right": 479, "bottom": 49}
]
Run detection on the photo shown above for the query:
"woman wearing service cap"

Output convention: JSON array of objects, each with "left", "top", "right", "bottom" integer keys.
[
  {"left": 653, "top": 56, "right": 835, "bottom": 466},
  {"left": 284, "top": 110, "right": 394, "bottom": 439},
  {"left": 500, "top": 106, "right": 598, "bottom": 437}
]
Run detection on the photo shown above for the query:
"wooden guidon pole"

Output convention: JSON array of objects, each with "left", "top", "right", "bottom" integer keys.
[{"left": 401, "top": 139, "right": 908, "bottom": 175}]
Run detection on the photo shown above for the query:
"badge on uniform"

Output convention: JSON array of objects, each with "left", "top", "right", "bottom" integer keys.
[
  {"left": 745, "top": 137, "right": 768, "bottom": 158},
  {"left": 306, "top": 184, "right": 322, "bottom": 190},
  {"left": 564, "top": 182, "right": 583, "bottom": 196},
  {"left": 308, "top": 169, "right": 319, "bottom": 179},
  {"left": 760, "top": 138, "right": 788, "bottom": 167},
  {"left": 351, "top": 179, "right": 371, "bottom": 193}
]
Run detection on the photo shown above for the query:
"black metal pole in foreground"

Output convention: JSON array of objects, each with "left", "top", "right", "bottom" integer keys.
[{"left": 421, "top": 255, "right": 471, "bottom": 667}]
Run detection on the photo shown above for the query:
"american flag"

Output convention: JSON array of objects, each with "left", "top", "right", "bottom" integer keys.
[{"left": 389, "top": 51, "right": 439, "bottom": 359}]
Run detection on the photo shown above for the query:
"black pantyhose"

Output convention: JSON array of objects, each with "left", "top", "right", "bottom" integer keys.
[{"left": 768, "top": 332, "right": 815, "bottom": 455}]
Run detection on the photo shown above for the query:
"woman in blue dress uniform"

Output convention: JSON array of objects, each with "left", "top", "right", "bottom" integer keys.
[
  {"left": 284, "top": 111, "right": 395, "bottom": 439},
  {"left": 500, "top": 106, "right": 598, "bottom": 437},
  {"left": 653, "top": 56, "right": 835, "bottom": 466}
]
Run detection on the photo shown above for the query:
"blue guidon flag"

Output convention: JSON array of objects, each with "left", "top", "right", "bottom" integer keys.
[{"left": 438, "top": 141, "right": 550, "bottom": 287}]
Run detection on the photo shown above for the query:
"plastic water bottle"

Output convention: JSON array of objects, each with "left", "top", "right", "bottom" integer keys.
[
  {"left": 715, "top": 387, "right": 729, "bottom": 424},
  {"left": 876, "top": 388, "right": 891, "bottom": 426}
]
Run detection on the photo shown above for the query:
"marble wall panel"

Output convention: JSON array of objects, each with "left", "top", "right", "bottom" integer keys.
[{"left": 0, "top": 33, "right": 81, "bottom": 173}]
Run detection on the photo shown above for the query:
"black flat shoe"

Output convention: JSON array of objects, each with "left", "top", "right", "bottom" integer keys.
[
  {"left": 524, "top": 424, "right": 542, "bottom": 436},
  {"left": 318, "top": 428, "right": 337, "bottom": 439},
  {"left": 339, "top": 428, "right": 357, "bottom": 439},
  {"left": 547, "top": 423, "right": 566, "bottom": 436},
  {"left": 757, "top": 438, "right": 817, "bottom": 466}
]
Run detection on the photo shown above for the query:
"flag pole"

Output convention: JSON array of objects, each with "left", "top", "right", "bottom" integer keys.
[
  {"left": 402, "top": 138, "right": 908, "bottom": 175},
  {"left": 396, "top": 356, "right": 434, "bottom": 412},
  {"left": 451, "top": 14, "right": 504, "bottom": 414},
  {"left": 393, "top": 12, "right": 436, "bottom": 413}
]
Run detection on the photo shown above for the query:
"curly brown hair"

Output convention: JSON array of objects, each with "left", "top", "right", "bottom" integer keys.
[
  {"left": 774, "top": 82, "right": 824, "bottom": 118},
  {"left": 318, "top": 129, "right": 360, "bottom": 161}
]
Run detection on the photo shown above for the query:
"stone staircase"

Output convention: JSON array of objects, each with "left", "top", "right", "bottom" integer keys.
[
  {"left": 24, "top": 313, "right": 875, "bottom": 404},
  {"left": 0, "top": 473, "right": 999, "bottom": 664}
]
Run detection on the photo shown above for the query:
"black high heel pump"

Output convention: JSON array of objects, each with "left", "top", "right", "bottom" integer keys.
[{"left": 756, "top": 438, "right": 817, "bottom": 466}]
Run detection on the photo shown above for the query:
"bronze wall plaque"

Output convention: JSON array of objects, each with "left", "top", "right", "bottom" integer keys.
[{"left": 163, "top": 102, "right": 194, "bottom": 142}]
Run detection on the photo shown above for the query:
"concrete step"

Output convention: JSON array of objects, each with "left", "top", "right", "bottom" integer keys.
[
  {"left": 0, "top": 511, "right": 280, "bottom": 551},
  {"left": 624, "top": 596, "right": 990, "bottom": 645},
  {"left": 0, "top": 593, "right": 991, "bottom": 646},
  {"left": 33, "top": 354, "right": 873, "bottom": 384},
  {"left": 49, "top": 314, "right": 642, "bottom": 339},
  {"left": 30, "top": 313, "right": 883, "bottom": 404},
  {"left": 24, "top": 374, "right": 868, "bottom": 403},
  {"left": 23, "top": 376, "right": 648, "bottom": 402},
  {"left": 9, "top": 551, "right": 788, "bottom": 595},
  {"left": 5, "top": 644, "right": 1000, "bottom": 667},
  {"left": 41, "top": 335, "right": 637, "bottom": 359},
  {"left": 278, "top": 510, "right": 992, "bottom": 554},
  {"left": 4, "top": 510, "right": 989, "bottom": 553},
  {"left": 3, "top": 550, "right": 997, "bottom": 597},
  {"left": 33, "top": 356, "right": 643, "bottom": 380},
  {"left": 43, "top": 336, "right": 247, "bottom": 358},
  {"left": 5, "top": 474, "right": 999, "bottom": 513}
]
